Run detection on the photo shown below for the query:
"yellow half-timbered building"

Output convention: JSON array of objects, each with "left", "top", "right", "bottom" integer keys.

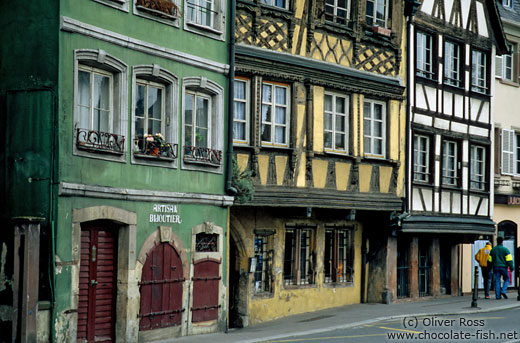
[{"left": 229, "top": 0, "right": 418, "bottom": 326}]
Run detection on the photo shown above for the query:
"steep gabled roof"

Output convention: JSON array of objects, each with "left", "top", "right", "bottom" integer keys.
[{"left": 487, "top": 0, "right": 509, "bottom": 54}]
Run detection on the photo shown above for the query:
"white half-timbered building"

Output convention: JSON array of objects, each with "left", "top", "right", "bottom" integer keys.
[{"left": 399, "top": 0, "right": 507, "bottom": 299}]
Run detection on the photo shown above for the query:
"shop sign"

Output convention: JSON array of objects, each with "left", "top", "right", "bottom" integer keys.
[
  {"left": 149, "top": 204, "right": 182, "bottom": 224},
  {"left": 508, "top": 196, "right": 520, "bottom": 205},
  {"left": 495, "top": 194, "right": 520, "bottom": 206}
]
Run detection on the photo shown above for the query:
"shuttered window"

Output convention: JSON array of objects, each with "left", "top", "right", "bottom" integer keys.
[{"left": 502, "top": 129, "right": 515, "bottom": 175}]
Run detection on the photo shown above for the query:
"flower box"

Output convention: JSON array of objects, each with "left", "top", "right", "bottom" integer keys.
[{"left": 372, "top": 25, "right": 391, "bottom": 37}]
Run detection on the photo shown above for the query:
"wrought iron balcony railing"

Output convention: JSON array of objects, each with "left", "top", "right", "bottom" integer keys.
[
  {"left": 184, "top": 145, "right": 222, "bottom": 166},
  {"left": 76, "top": 127, "right": 125, "bottom": 154},
  {"left": 133, "top": 137, "right": 177, "bottom": 160}
]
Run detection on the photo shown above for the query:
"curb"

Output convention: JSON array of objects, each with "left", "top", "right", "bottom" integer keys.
[{"left": 237, "top": 303, "right": 520, "bottom": 343}]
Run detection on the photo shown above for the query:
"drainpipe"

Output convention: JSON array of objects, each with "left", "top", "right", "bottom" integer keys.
[{"left": 225, "top": 0, "right": 238, "bottom": 197}]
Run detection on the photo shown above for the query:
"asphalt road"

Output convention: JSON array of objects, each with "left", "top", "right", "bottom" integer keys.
[{"left": 261, "top": 307, "right": 520, "bottom": 343}]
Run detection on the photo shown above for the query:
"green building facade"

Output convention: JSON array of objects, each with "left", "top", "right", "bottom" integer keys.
[{"left": 0, "top": 0, "right": 233, "bottom": 341}]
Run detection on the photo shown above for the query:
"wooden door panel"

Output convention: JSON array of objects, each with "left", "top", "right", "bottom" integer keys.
[
  {"left": 192, "top": 259, "right": 220, "bottom": 323},
  {"left": 77, "top": 224, "right": 117, "bottom": 343},
  {"left": 139, "top": 242, "right": 184, "bottom": 331}
]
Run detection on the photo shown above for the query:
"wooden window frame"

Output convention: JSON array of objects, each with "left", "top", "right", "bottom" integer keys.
[
  {"left": 470, "top": 145, "right": 486, "bottom": 191},
  {"left": 233, "top": 78, "right": 250, "bottom": 145},
  {"left": 135, "top": 80, "right": 166, "bottom": 139},
  {"left": 441, "top": 139, "right": 459, "bottom": 187},
  {"left": 325, "top": 0, "right": 351, "bottom": 25},
  {"left": 324, "top": 92, "right": 349, "bottom": 154},
  {"left": 283, "top": 228, "right": 314, "bottom": 286},
  {"left": 444, "top": 39, "right": 463, "bottom": 88},
  {"left": 471, "top": 48, "right": 489, "bottom": 94},
  {"left": 366, "top": 0, "right": 389, "bottom": 28},
  {"left": 413, "top": 134, "right": 431, "bottom": 183},
  {"left": 324, "top": 228, "right": 354, "bottom": 284},
  {"left": 416, "top": 31, "right": 435, "bottom": 80},
  {"left": 261, "top": 0, "right": 289, "bottom": 10},
  {"left": 261, "top": 81, "right": 290, "bottom": 147},
  {"left": 363, "top": 98, "right": 386, "bottom": 159},
  {"left": 184, "top": 91, "right": 212, "bottom": 148}
]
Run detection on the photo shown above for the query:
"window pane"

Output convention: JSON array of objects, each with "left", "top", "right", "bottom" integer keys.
[
  {"left": 79, "top": 107, "right": 90, "bottom": 130},
  {"left": 78, "top": 71, "right": 91, "bottom": 107},
  {"left": 135, "top": 85, "right": 145, "bottom": 118},
  {"left": 196, "top": 97, "right": 209, "bottom": 128},
  {"left": 185, "top": 94, "right": 194, "bottom": 125},
  {"left": 374, "top": 138, "right": 382, "bottom": 155},
  {"left": 336, "top": 97, "right": 345, "bottom": 114},
  {"left": 196, "top": 127, "right": 208, "bottom": 147},
  {"left": 336, "top": 115, "right": 345, "bottom": 132},
  {"left": 235, "top": 81, "right": 246, "bottom": 99},
  {"left": 94, "top": 109, "right": 110, "bottom": 133},
  {"left": 263, "top": 84, "right": 272, "bottom": 102},
  {"left": 275, "top": 126, "right": 285, "bottom": 144},
  {"left": 93, "top": 74, "right": 110, "bottom": 111},
  {"left": 233, "top": 122, "right": 246, "bottom": 141},
  {"left": 261, "top": 124, "right": 271, "bottom": 142},
  {"left": 364, "top": 118, "right": 371, "bottom": 136},
  {"left": 374, "top": 120, "right": 382, "bottom": 137},
  {"left": 324, "top": 132, "right": 332, "bottom": 148},
  {"left": 335, "top": 133, "right": 345, "bottom": 149},
  {"left": 363, "top": 102, "right": 371, "bottom": 119},
  {"left": 234, "top": 102, "right": 246, "bottom": 120},
  {"left": 324, "top": 112, "right": 332, "bottom": 131},
  {"left": 262, "top": 104, "right": 271, "bottom": 123},
  {"left": 364, "top": 136, "right": 371, "bottom": 153},
  {"left": 275, "top": 107, "right": 286, "bottom": 125},
  {"left": 374, "top": 104, "right": 382, "bottom": 120},
  {"left": 275, "top": 86, "right": 287, "bottom": 105},
  {"left": 366, "top": 0, "right": 374, "bottom": 25},
  {"left": 324, "top": 94, "right": 333, "bottom": 112},
  {"left": 148, "top": 86, "right": 162, "bottom": 121}
]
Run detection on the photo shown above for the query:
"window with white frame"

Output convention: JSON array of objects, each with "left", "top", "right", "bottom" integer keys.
[
  {"left": 261, "top": 0, "right": 288, "bottom": 10},
  {"left": 503, "top": 0, "right": 512, "bottom": 8},
  {"left": 182, "top": 77, "right": 224, "bottom": 172},
  {"left": 470, "top": 145, "right": 486, "bottom": 191},
  {"left": 94, "top": 0, "right": 130, "bottom": 12},
  {"left": 496, "top": 44, "right": 514, "bottom": 81},
  {"left": 261, "top": 82, "right": 290, "bottom": 146},
  {"left": 132, "top": 65, "right": 178, "bottom": 166},
  {"left": 74, "top": 49, "right": 127, "bottom": 160},
  {"left": 416, "top": 31, "right": 434, "bottom": 79},
  {"left": 184, "top": 0, "right": 224, "bottom": 40},
  {"left": 324, "top": 93, "right": 348, "bottom": 153},
  {"left": 471, "top": 49, "right": 488, "bottom": 93},
  {"left": 134, "top": 0, "right": 179, "bottom": 26},
  {"left": 325, "top": 0, "right": 350, "bottom": 25},
  {"left": 413, "top": 134, "right": 430, "bottom": 182},
  {"left": 444, "top": 40, "right": 462, "bottom": 87},
  {"left": 442, "top": 140, "right": 458, "bottom": 186},
  {"left": 78, "top": 66, "right": 113, "bottom": 135},
  {"left": 324, "top": 228, "right": 353, "bottom": 284},
  {"left": 363, "top": 99, "right": 386, "bottom": 158},
  {"left": 187, "top": 0, "right": 214, "bottom": 27},
  {"left": 283, "top": 228, "right": 314, "bottom": 286},
  {"left": 366, "top": 0, "right": 389, "bottom": 27},
  {"left": 233, "top": 79, "right": 249, "bottom": 144}
]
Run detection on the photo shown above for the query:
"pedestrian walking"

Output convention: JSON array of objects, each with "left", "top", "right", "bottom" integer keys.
[
  {"left": 475, "top": 241, "right": 493, "bottom": 299},
  {"left": 488, "top": 237, "right": 515, "bottom": 299}
]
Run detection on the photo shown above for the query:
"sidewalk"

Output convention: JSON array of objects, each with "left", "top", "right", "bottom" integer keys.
[{"left": 162, "top": 292, "right": 520, "bottom": 343}]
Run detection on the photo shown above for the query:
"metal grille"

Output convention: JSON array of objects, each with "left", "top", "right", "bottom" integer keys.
[
  {"left": 254, "top": 235, "right": 273, "bottom": 293},
  {"left": 324, "top": 228, "right": 353, "bottom": 283},
  {"left": 283, "top": 228, "right": 313, "bottom": 286},
  {"left": 397, "top": 240, "right": 409, "bottom": 298},
  {"left": 419, "top": 242, "right": 430, "bottom": 297}
]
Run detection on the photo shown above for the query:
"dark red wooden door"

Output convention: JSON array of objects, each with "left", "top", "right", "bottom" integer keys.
[
  {"left": 192, "top": 259, "right": 221, "bottom": 322},
  {"left": 139, "top": 242, "right": 184, "bottom": 331},
  {"left": 77, "top": 224, "right": 117, "bottom": 343}
]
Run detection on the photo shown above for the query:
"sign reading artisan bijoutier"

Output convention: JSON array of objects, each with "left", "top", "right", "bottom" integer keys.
[{"left": 149, "top": 204, "right": 182, "bottom": 224}]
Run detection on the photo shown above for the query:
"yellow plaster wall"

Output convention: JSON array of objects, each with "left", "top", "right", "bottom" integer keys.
[
  {"left": 297, "top": 153, "right": 306, "bottom": 187},
  {"left": 313, "top": 86, "right": 324, "bottom": 153},
  {"left": 358, "top": 164, "right": 372, "bottom": 192},
  {"left": 388, "top": 100, "right": 400, "bottom": 162},
  {"left": 258, "top": 155, "right": 270, "bottom": 185},
  {"left": 248, "top": 225, "right": 363, "bottom": 324},
  {"left": 237, "top": 154, "right": 250, "bottom": 173},
  {"left": 335, "top": 162, "right": 351, "bottom": 191},
  {"left": 312, "top": 160, "right": 328, "bottom": 188},
  {"left": 275, "top": 156, "right": 288, "bottom": 185},
  {"left": 379, "top": 166, "right": 392, "bottom": 193}
]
